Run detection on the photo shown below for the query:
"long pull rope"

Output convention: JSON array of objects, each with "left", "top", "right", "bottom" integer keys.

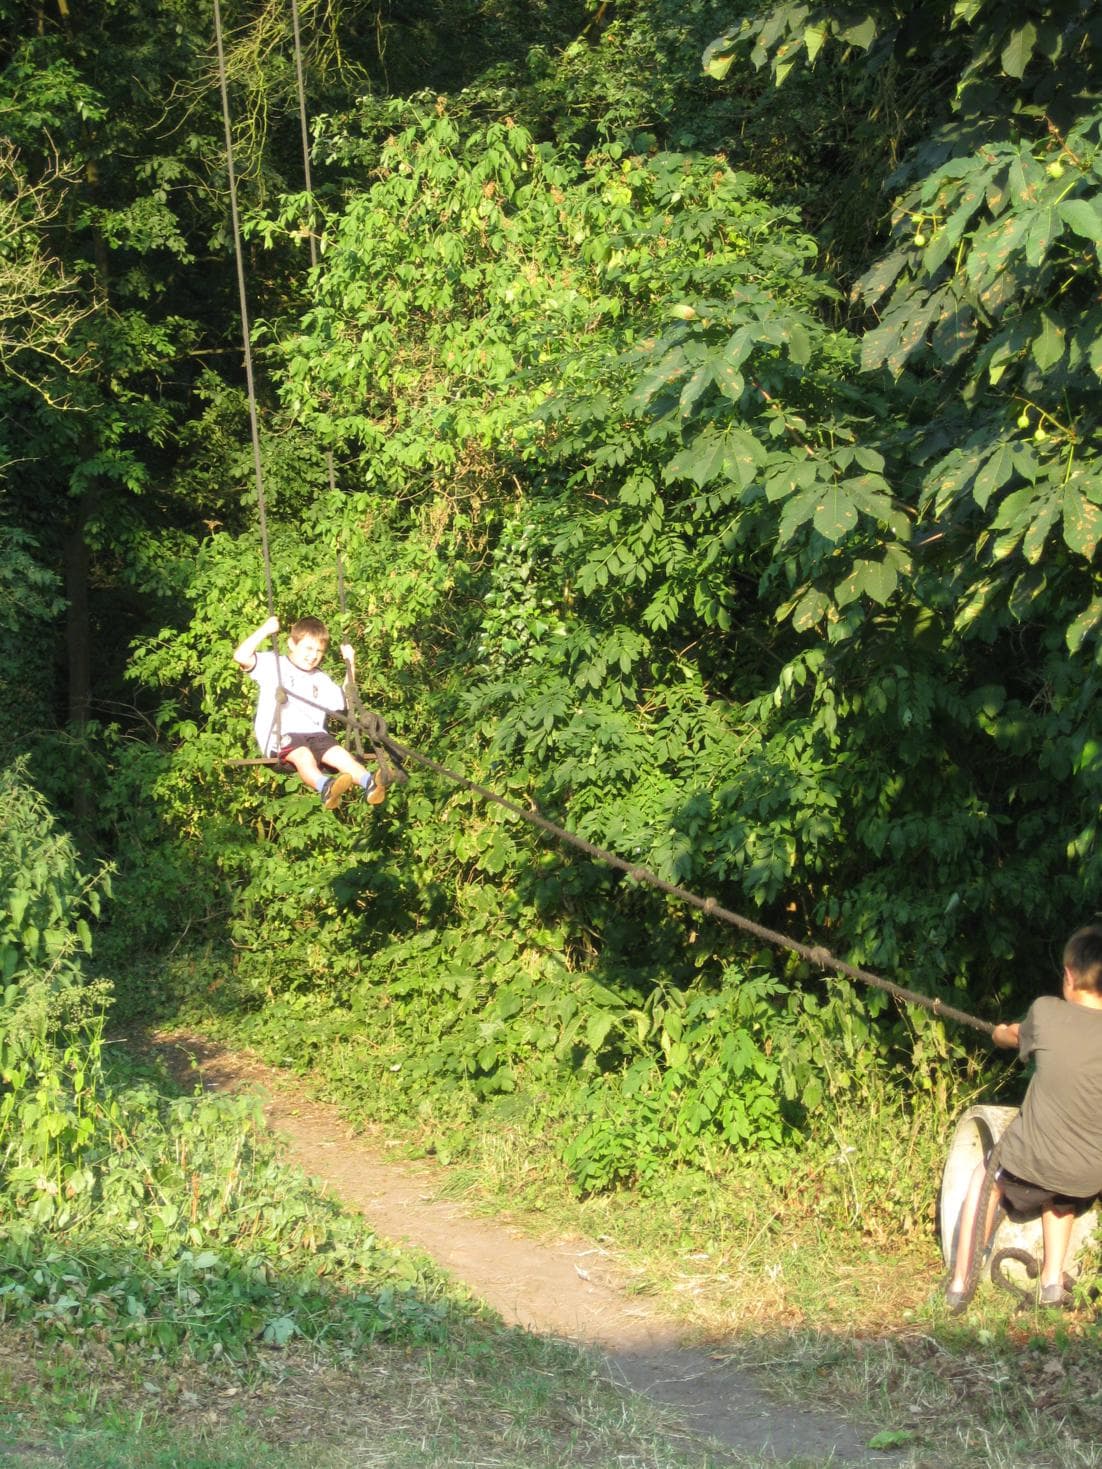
[
  {"left": 213, "top": 0, "right": 286, "bottom": 750},
  {"left": 367, "top": 721, "right": 996, "bottom": 1037},
  {"left": 229, "top": 660, "right": 995, "bottom": 1037}
]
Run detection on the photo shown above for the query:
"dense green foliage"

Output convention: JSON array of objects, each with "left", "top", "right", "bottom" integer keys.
[
  {"left": 2, "top": 0, "right": 1100, "bottom": 1214},
  {"left": 0, "top": 766, "right": 444, "bottom": 1358}
]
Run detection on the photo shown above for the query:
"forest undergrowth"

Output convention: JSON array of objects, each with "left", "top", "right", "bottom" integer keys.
[{"left": 0, "top": 767, "right": 731, "bottom": 1469}]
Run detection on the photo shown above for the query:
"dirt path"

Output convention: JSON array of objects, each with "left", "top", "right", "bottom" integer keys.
[{"left": 161, "top": 1034, "right": 899, "bottom": 1466}]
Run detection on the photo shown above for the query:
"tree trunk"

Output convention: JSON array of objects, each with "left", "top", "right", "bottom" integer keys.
[{"left": 63, "top": 499, "right": 91, "bottom": 728}]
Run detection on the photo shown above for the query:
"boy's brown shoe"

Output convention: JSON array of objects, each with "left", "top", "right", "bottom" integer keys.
[
  {"left": 322, "top": 773, "right": 356, "bottom": 811},
  {"left": 364, "top": 770, "right": 386, "bottom": 806}
]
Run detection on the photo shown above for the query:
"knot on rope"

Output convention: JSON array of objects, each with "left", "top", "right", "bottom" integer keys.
[
  {"left": 274, "top": 686, "right": 289, "bottom": 705},
  {"left": 808, "top": 945, "right": 832, "bottom": 967},
  {"left": 990, "top": 1247, "right": 1039, "bottom": 1311},
  {"left": 357, "top": 707, "right": 408, "bottom": 788}
]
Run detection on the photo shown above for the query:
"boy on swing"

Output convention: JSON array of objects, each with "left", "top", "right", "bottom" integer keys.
[
  {"left": 233, "top": 614, "right": 386, "bottom": 811},
  {"left": 946, "top": 923, "right": 1102, "bottom": 1311}
]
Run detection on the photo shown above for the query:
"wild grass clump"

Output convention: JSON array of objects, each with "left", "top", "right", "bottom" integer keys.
[{"left": 731, "top": 1323, "right": 1102, "bottom": 1469}]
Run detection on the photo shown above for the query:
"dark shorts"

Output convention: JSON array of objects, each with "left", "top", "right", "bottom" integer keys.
[
  {"left": 997, "top": 1167, "right": 1095, "bottom": 1218},
  {"left": 274, "top": 731, "right": 339, "bottom": 766}
]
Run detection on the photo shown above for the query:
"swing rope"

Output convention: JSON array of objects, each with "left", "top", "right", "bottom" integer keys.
[
  {"left": 287, "top": 0, "right": 405, "bottom": 790},
  {"left": 213, "top": 0, "right": 287, "bottom": 751},
  {"left": 288, "top": 0, "right": 337, "bottom": 511},
  {"left": 335, "top": 552, "right": 365, "bottom": 759}
]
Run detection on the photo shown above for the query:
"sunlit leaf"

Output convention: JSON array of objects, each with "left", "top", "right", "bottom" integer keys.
[
  {"left": 702, "top": 34, "right": 740, "bottom": 80},
  {"left": 804, "top": 22, "right": 828, "bottom": 61},
  {"left": 1063, "top": 482, "right": 1102, "bottom": 559},
  {"left": 973, "top": 444, "right": 1016, "bottom": 509},
  {"left": 1000, "top": 21, "right": 1037, "bottom": 78},
  {"left": 1022, "top": 495, "right": 1059, "bottom": 563},
  {"left": 1030, "top": 314, "right": 1065, "bottom": 371},
  {"left": 786, "top": 321, "right": 811, "bottom": 365},
  {"left": 1024, "top": 207, "right": 1061, "bottom": 267},
  {"left": 1059, "top": 196, "right": 1102, "bottom": 244},
  {"left": 1067, "top": 597, "right": 1102, "bottom": 654},
  {"left": 813, "top": 486, "right": 858, "bottom": 541},
  {"left": 789, "top": 586, "right": 829, "bottom": 630},
  {"left": 840, "top": 15, "right": 877, "bottom": 49}
]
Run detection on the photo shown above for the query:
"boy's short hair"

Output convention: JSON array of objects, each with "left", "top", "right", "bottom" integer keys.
[
  {"left": 1064, "top": 925, "right": 1102, "bottom": 994},
  {"left": 288, "top": 616, "right": 330, "bottom": 646}
]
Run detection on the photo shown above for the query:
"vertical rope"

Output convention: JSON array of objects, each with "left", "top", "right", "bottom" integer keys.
[
  {"left": 289, "top": 0, "right": 317, "bottom": 241},
  {"left": 336, "top": 549, "right": 366, "bottom": 758},
  {"left": 289, "top": 0, "right": 340, "bottom": 496},
  {"left": 291, "top": 0, "right": 359, "bottom": 776},
  {"left": 213, "top": 0, "right": 285, "bottom": 749},
  {"left": 213, "top": 0, "right": 276, "bottom": 618}
]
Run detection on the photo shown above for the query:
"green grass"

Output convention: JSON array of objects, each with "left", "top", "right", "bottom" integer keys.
[
  {"left": 45, "top": 944, "right": 1099, "bottom": 1469},
  {"left": 0, "top": 1321, "right": 745, "bottom": 1469},
  {"left": 745, "top": 1317, "right": 1102, "bottom": 1469},
  {"left": 0, "top": 1026, "right": 739, "bottom": 1469},
  {"left": 149, "top": 1015, "right": 1102, "bottom": 1469}
]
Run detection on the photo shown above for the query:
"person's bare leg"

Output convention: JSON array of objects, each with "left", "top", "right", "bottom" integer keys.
[
  {"left": 318, "top": 744, "right": 369, "bottom": 782},
  {"left": 284, "top": 747, "right": 327, "bottom": 791},
  {"left": 320, "top": 744, "right": 385, "bottom": 804},
  {"left": 949, "top": 1160, "right": 1003, "bottom": 1294},
  {"left": 1039, "top": 1205, "right": 1075, "bottom": 1295}
]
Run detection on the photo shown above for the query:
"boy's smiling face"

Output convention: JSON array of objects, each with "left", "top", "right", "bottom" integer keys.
[{"left": 287, "top": 633, "right": 326, "bottom": 671}]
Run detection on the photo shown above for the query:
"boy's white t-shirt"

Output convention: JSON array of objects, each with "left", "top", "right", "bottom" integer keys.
[{"left": 249, "top": 650, "right": 346, "bottom": 756}]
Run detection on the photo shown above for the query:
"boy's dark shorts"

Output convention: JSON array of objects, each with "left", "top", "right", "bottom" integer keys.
[
  {"left": 273, "top": 731, "right": 339, "bottom": 768},
  {"left": 997, "top": 1167, "right": 1095, "bottom": 1217}
]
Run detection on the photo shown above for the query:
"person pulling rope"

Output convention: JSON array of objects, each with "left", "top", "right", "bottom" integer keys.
[{"left": 943, "top": 926, "right": 1102, "bottom": 1313}]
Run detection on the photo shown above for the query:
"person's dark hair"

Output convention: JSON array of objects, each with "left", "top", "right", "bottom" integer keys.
[
  {"left": 1064, "top": 925, "right": 1102, "bottom": 993},
  {"left": 289, "top": 616, "right": 330, "bottom": 646}
]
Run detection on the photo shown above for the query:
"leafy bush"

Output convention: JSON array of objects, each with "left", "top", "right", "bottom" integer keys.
[
  {"left": 0, "top": 766, "right": 446, "bottom": 1360},
  {"left": 0, "top": 763, "right": 112, "bottom": 1187}
]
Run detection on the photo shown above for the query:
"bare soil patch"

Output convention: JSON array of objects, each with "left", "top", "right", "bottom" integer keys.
[{"left": 153, "top": 1032, "right": 901, "bottom": 1465}]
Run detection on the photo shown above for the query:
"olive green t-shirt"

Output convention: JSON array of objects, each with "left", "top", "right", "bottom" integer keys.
[{"left": 999, "top": 995, "right": 1102, "bottom": 1198}]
